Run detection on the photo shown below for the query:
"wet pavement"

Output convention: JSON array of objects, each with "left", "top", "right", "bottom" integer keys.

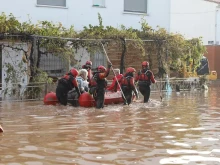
[{"left": 0, "top": 87, "right": 220, "bottom": 165}]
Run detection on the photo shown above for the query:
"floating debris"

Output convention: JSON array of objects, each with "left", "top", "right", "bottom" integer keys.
[{"left": 0, "top": 125, "right": 3, "bottom": 133}]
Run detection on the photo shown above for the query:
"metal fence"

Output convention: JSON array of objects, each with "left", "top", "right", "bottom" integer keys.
[
  {"left": 0, "top": 78, "right": 203, "bottom": 102},
  {"left": 0, "top": 82, "right": 56, "bottom": 102}
]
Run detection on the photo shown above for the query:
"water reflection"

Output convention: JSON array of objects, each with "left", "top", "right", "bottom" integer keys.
[{"left": 0, "top": 87, "right": 220, "bottom": 164}]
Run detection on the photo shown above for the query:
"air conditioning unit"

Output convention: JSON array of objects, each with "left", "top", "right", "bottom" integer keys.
[{"left": 208, "top": 41, "right": 214, "bottom": 45}]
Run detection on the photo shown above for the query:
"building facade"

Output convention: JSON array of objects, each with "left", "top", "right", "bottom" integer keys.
[
  {"left": 0, "top": 0, "right": 219, "bottom": 44},
  {"left": 1, "top": 0, "right": 220, "bottom": 99}
]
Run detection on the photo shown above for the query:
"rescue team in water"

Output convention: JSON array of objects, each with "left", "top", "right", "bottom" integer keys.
[{"left": 55, "top": 60, "right": 156, "bottom": 109}]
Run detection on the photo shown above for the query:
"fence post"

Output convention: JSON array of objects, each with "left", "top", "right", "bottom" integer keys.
[{"left": 45, "top": 82, "right": 48, "bottom": 96}]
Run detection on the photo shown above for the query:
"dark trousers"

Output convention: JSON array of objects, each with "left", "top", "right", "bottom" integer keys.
[
  {"left": 139, "top": 85, "right": 151, "bottom": 103},
  {"left": 56, "top": 84, "right": 69, "bottom": 106},
  {"left": 67, "top": 89, "right": 79, "bottom": 107},
  {"left": 122, "top": 86, "right": 133, "bottom": 105},
  {"left": 94, "top": 88, "right": 105, "bottom": 109}
]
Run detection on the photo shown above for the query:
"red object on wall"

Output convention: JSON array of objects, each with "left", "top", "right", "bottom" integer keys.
[{"left": 43, "top": 92, "right": 58, "bottom": 105}]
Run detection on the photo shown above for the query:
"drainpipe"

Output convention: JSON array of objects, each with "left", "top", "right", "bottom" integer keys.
[
  {"left": 120, "top": 38, "right": 126, "bottom": 74},
  {"left": 215, "top": 8, "right": 218, "bottom": 45},
  {"left": 215, "top": 7, "right": 219, "bottom": 73}
]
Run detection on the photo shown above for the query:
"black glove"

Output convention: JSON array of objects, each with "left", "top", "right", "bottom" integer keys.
[{"left": 108, "top": 63, "right": 112, "bottom": 69}]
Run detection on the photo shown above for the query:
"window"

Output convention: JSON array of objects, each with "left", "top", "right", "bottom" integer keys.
[
  {"left": 91, "top": 51, "right": 106, "bottom": 68},
  {"left": 124, "top": 0, "right": 147, "bottom": 13},
  {"left": 39, "top": 53, "right": 69, "bottom": 77},
  {"left": 93, "top": 0, "right": 105, "bottom": 7},
  {"left": 208, "top": 41, "right": 214, "bottom": 45},
  {"left": 37, "top": 0, "right": 66, "bottom": 7}
]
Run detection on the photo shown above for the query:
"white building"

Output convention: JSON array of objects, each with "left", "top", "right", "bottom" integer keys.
[
  {"left": 0, "top": 0, "right": 220, "bottom": 99},
  {"left": 0, "top": 0, "right": 219, "bottom": 44},
  {"left": 170, "top": 0, "right": 219, "bottom": 45}
]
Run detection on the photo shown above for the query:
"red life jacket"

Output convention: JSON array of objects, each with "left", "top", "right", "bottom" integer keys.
[
  {"left": 59, "top": 74, "right": 76, "bottom": 90},
  {"left": 137, "top": 70, "right": 152, "bottom": 81},
  {"left": 136, "top": 69, "right": 154, "bottom": 86},
  {"left": 120, "top": 76, "right": 133, "bottom": 89}
]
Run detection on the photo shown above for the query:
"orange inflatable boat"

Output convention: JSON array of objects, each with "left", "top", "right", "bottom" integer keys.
[{"left": 43, "top": 91, "right": 124, "bottom": 107}]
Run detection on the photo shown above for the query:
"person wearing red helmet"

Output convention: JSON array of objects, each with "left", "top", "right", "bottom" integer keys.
[
  {"left": 56, "top": 68, "right": 81, "bottom": 106},
  {"left": 116, "top": 67, "right": 139, "bottom": 105},
  {"left": 82, "top": 60, "right": 93, "bottom": 85},
  {"left": 90, "top": 63, "right": 112, "bottom": 109},
  {"left": 135, "top": 61, "right": 156, "bottom": 103}
]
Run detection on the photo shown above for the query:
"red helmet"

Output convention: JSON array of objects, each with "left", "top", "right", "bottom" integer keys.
[
  {"left": 126, "top": 67, "right": 136, "bottom": 73},
  {"left": 86, "top": 61, "right": 92, "bottom": 66},
  {"left": 142, "top": 61, "right": 149, "bottom": 67},
  {"left": 97, "top": 65, "right": 106, "bottom": 72},
  {"left": 69, "top": 68, "right": 78, "bottom": 77}
]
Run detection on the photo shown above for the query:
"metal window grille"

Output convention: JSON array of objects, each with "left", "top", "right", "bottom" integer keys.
[
  {"left": 91, "top": 51, "right": 106, "bottom": 68},
  {"left": 124, "top": 0, "right": 147, "bottom": 13},
  {"left": 39, "top": 53, "right": 69, "bottom": 77},
  {"left": 37, "top": 0, "right": 66, "bottom": 7}
]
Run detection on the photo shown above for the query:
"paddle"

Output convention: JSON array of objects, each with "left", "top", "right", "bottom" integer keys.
[{"left": 101, "top": 42, "right": 128, "bottom": 105}]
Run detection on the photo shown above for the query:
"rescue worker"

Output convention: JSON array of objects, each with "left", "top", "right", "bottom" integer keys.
[
  {"left": 116, "top": 67, "right": 139, "bottom": 105},
  {"left": 67, "top": 69, "right": 88, "bottom": 106},
  {"left": 107, "top": 68, "right": 123, "bottom": 91},
  {"left": 135, "top": 61, "right": 156, "bottom": 103},
  {"left": 82, "top": 60, "right": 93, "bottom": 85},
  {"left": 91, "top": 63, "right": 112, "bottom": 109},
  {"left": 56, "top": 68, "right": 81, "bottom": 106}
]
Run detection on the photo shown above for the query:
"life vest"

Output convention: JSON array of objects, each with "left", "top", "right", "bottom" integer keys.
[
  {"left": 120, "top": 76, "right": 133, "bottom": 89},
  {"left": 137, "top": 69, "right": 152, "bottom": 85},
  {"left": 91, "top": 73, "right": 107, "bottom": 88}
]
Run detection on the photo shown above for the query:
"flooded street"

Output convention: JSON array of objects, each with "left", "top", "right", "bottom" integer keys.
[{"left": 0, "top": 87, "right": 220, "bottom": 165}]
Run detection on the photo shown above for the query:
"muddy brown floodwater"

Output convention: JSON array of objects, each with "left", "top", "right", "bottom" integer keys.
[{"left": 0, "top": 87, "right": 220, "bottom": 165}]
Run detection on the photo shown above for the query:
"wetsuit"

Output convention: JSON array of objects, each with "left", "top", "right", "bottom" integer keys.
[
  {"left": 135, "top": 69, "right": 155, "bottom": 103},
  {"left": 118, "top": 73, "right": 139, "bottom": 105},
  {"left": 56, "top": 74, "right": 81, "bottom": 106},
  {"left": 91, "top": 66, "right": 111, "bottom": 109}
]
